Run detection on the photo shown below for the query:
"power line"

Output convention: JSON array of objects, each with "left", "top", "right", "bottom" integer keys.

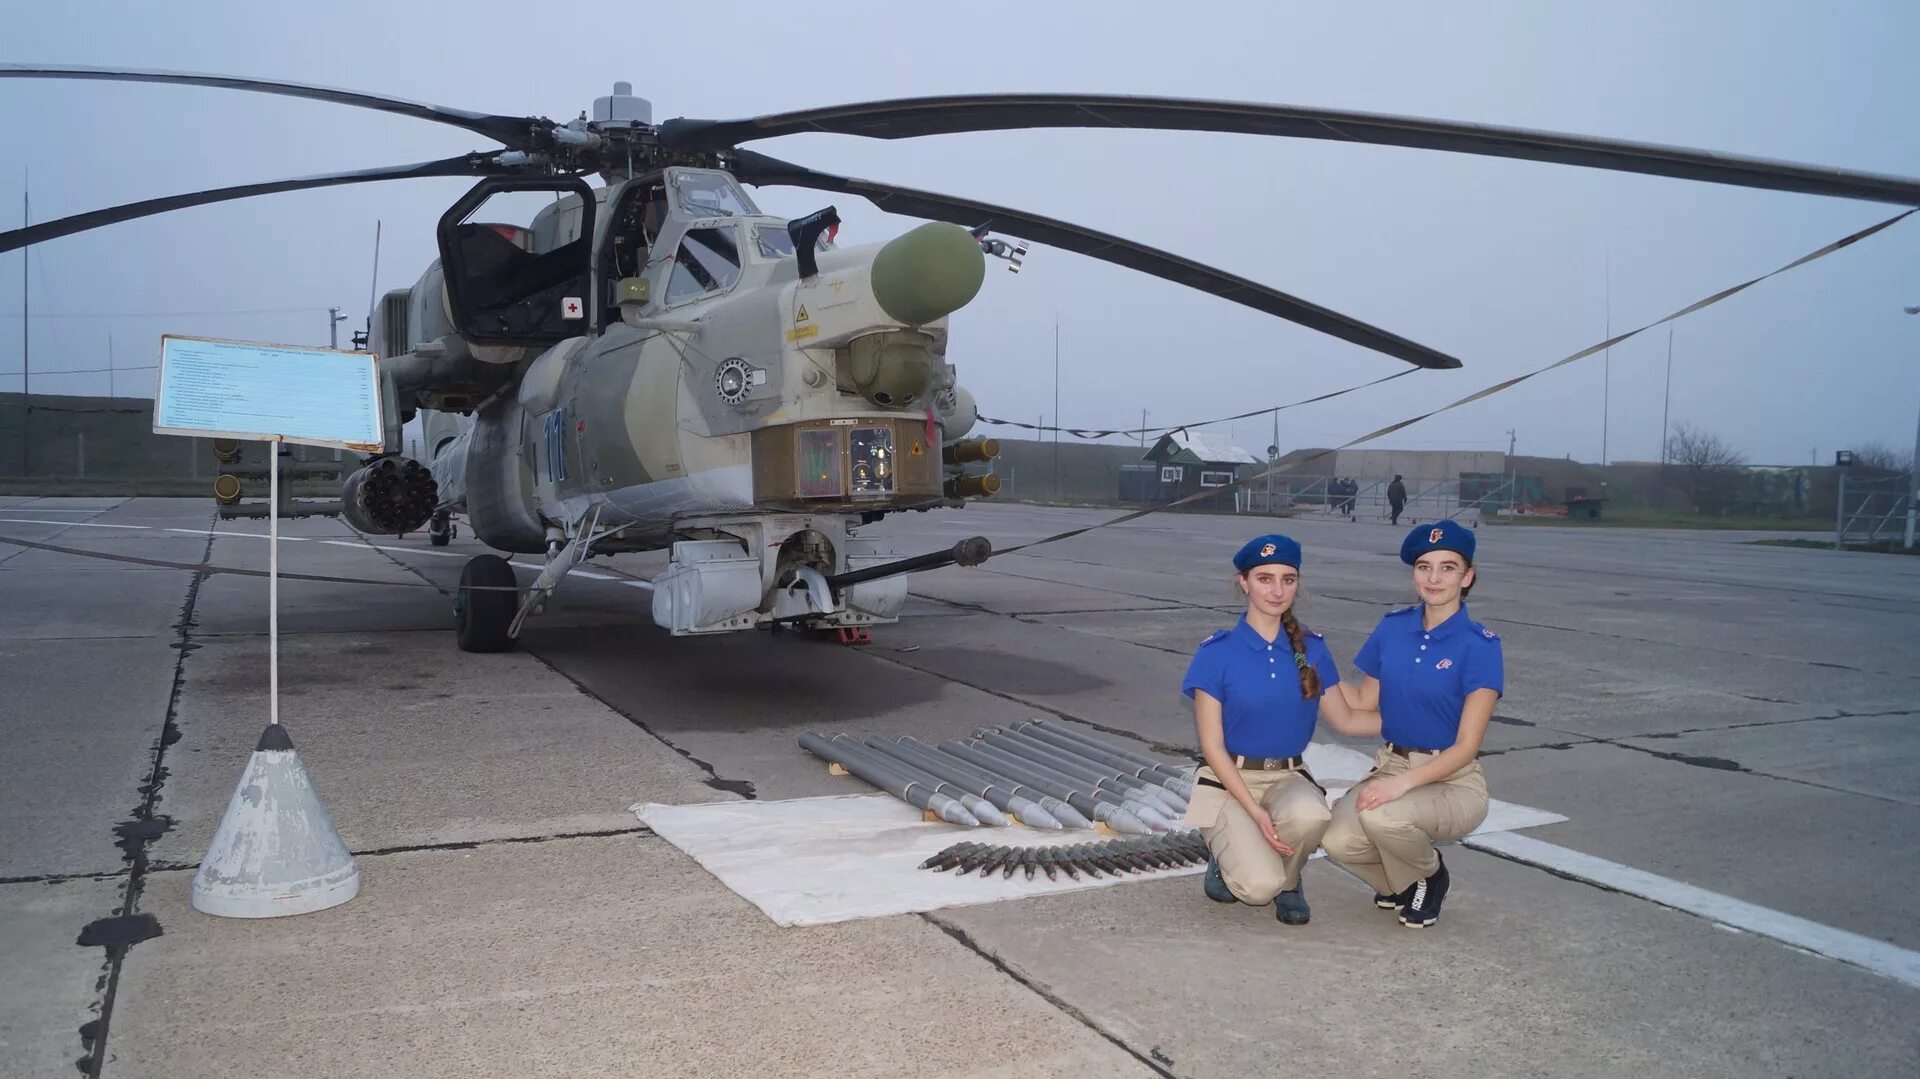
[
  {"left": 2, "top": 364, "right": 156, "bottom": 377},
  {"left": 0, "top": 306, "right": 329, "bottom": 320}
]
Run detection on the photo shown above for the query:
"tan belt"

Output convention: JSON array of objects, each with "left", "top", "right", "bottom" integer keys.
[
  {"left": 1384, "top": 742, "right": 1439, "bottom": 757},
  {"left": 1232, "top": 754, "right": 1305, "bottom": 771}
]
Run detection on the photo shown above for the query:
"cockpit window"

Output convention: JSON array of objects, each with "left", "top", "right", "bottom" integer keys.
[
  {"left": 666, "top": 226, "right": 743, "bottom": 305},
  {"left": 753, "top": 223, "right": 833, "bottom": 260},
  {"left": 669, "top": 171, "right": 759, "bottom": 219}
]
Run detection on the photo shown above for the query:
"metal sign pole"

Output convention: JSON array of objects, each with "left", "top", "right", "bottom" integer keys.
[
  {"left": 1835, "top": 469, "right": 1846, "bottom": 552},
  {"left": 270, "top": 436, "right": 280, "bottom": 725}
]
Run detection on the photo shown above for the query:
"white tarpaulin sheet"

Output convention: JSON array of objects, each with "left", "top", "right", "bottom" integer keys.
[{"left": 632, "top": 742, "right": 1567, "bottom": 927}]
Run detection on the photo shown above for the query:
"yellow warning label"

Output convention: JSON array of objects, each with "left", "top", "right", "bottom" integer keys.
[
  {"left": 785, "top": 325, "right": 820, "bottom": 343},
  {"left": 909, "top": 441, "right": 924, "bottom": 457},
  {"left": 795, "top": 305, "right": 810, "bottom": 322}
]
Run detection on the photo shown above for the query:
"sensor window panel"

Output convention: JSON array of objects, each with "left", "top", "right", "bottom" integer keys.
[{"left": 796, "top": 428, "right": 843, "bottom": 499}]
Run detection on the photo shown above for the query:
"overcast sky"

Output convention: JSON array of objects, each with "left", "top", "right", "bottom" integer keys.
[{"left": 3, "top": 0, "right": 1917, "bottom": 466}]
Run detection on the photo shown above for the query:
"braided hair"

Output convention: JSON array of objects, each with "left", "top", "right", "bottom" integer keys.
[{"left": 1279, "top": 608, "right": 1321, "bottom": 701}]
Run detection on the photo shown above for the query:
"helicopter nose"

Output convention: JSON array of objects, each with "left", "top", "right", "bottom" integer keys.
[{"left": 870, "top": 222, "right": 986, "bottom": 326}]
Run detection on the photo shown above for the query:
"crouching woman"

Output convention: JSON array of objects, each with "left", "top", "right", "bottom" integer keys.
[
  {"left": 1323, "top": 520, "right": 1501, "bottom": 929},
  {"left": 1182, "top": 534, "right": 1379, "bottom": 926}
]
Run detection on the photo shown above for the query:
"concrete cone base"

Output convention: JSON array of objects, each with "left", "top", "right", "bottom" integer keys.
[{"left": 190, "top": 724, "right": 360, "bottom": 919}]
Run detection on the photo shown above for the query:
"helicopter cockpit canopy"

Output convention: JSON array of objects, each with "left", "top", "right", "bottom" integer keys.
[{"left": 666, "top": 168, "right": 759, "bottom": 219}]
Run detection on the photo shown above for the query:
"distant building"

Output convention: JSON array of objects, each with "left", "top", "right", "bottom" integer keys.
[{"left": 1129, "top": 429, "right": 1261, "bottom": 510}]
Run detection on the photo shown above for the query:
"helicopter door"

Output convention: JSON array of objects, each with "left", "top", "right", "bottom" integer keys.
[
  {"left": 436, "top": 176, "right": 598, "bottom": 347},
  {"left": 598, "top": 179, "right": 669, "bottom": 329}
]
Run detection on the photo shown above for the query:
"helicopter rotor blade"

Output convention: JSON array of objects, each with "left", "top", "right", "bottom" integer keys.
[
  {"left": 0, "top": 64, "right": 549, "bottom": 150},
  {"left": 669, "top": 95, "right": 1920, "bottom": 206},
  {"left": 731, "top": 150, "right": 1460, "bottom": 370},
  {"left": 0, "top": 156, "right": 504, "bottom": 254}
]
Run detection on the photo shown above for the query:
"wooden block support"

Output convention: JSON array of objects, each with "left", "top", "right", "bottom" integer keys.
[{"left": 828, "top": 762, "right": 849, "bottom": 776}]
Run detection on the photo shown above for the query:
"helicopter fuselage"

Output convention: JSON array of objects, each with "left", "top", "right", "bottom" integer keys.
[{"left": 372, "top": 166, "right": 991, "bottom": 635}]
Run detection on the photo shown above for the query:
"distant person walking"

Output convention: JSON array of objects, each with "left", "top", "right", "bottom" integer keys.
[{"left": 1388, "top": 475, "right": 1407, "bottom": 525}]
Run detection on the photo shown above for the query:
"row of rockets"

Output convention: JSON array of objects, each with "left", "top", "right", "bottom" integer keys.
[
  {"left": 918, "top": 833, "right": 1211, "bottom": 881},
  {"left": 798, "top": 719, "right": 1196, "bottom": 836}
]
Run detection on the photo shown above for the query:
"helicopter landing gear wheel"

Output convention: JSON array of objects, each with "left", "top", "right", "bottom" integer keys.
[
  {"left": 455, "top": 554, "right": 518, "bottom": 653},
  {"left": 429, "top": 511, "right": 455, "bottom": 547}
]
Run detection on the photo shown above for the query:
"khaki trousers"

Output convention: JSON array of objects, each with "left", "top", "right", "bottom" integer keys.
[
  {"left": 1321, "top": 746, "right": 1489, "bottom": 895},
  {"left": 1183, "top": 766, "right": 1331, "bottom": 903}
]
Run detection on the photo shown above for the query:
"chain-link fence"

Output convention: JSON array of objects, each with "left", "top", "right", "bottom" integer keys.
[{"left": 1, "top": 393, "right": 356, "bottom": 497}]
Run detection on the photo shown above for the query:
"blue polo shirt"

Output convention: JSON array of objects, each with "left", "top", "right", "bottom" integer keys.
[
  {"left": 1353, "top": 604, "right": 1503, "bottom": 751},
  {"left": 1181, "top": 617, "right": 1340, "bottom": 758}
]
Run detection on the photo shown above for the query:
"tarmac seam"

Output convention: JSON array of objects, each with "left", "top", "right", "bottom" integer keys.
[
  {"left": 921, "top": 913, "right": 1177, "bottom": 1078},
  {"left": 0, "top": 506, "right": 118, "bottom": 568},
  {"left": 344, "top": 537, "right": 761, "bottom": 802},
  {"left": 1485, "top": 614, "right": 1916, "bottom": 682},
  {"left": 0, "top": 869, "right": 132, "bottom": 886},
  {"left": 76, "top": 520, "right": 211, "bottom": 1079},
  {"left": 1477, "top": 728, "right": 1920, "bottom": 808},
  {"left": 532, "top": 653, "right": 760, "bottom": 800},
  {"left": 138, "top": 826, "right": 659, "bottom": 873}
]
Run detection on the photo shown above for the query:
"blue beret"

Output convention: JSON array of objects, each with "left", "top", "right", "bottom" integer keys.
[
  {"left": 1233, "top": 534, "right": 1301, "bottom": 573},
  {"left": 1401, "top": 520, "right": 1476, "bottom": 565}
]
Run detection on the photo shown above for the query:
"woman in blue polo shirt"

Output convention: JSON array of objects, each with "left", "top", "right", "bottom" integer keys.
[
  {"left": 1182, "top": 534, "right": 1380, "bottom": 926},
  {"left": 1324, "top": 520, "right": 1501, "bottom": 929}
]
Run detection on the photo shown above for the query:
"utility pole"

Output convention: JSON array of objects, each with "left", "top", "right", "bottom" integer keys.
[
  {"left": 20, "top": 176, "right": 29, "bottom": 478},
  {"left": 1903, "top": 305, "right": 1920, "bottom": 548},
  {"left": 1660, "top": 323, "right": 1674, "bottom": 466},
  {"left": 1602, "top": 254, "right": 1611, "bottom": 467},
  {"left": 1506, "top": 429, "right": 1516, "bottom": 510},
  {"left": 1052, "top": 318, "right": 1060, "bottom": 499},
  {"left": 1138, "top": 409, "right": 1147, "bottom": 450},
  {"left": 1269, "top": 408, "right": 1279, "bottom": 515},
  {"left": 328, "top": 307, "right": 347, "bottom": 349},
  {"left": 367, "top": 219, "right": 382, "bottom": 331},
  {"left": 1909, "top": 404, "right": 1919, "bottom": 549},
  {"left": 107, "top": 329, "right": 115, "bottom": 398}
]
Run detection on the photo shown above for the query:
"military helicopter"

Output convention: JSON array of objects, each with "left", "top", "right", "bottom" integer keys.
[{"left": 5, "top": 66, "right": 1918, "bottom": 653}]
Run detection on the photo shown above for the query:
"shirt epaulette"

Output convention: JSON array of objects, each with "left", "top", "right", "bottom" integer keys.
[
  {"left": 1305, "top": 627, "right": 1324, "bottom": 639},
  {"left": 1473, "top": 622, "right": 1499, "bottom": 641},
  {"left": 1197, "top": 628, "right": 1232, "bottom": 648},
  {"left": 1385, "top": 604, "right": 1420, "bottom": 618}
]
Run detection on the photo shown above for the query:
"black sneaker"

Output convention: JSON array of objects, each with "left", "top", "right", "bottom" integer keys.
[
  {"left": 1275, "top": 881, "right": 1310, "bottom": 925},
  {"left": 1203, "top": 858, "right": 1235, "bottom": 903},
  {"left": 1373, "top": 889, "right": 1404, "bottom": 910},
  {"left": 1398, "top": 853, "right": 1451, "bottom": 928}
]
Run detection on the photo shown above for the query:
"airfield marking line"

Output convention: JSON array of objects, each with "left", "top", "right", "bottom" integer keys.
[
  {"left": 502, "top": 559, "right": 640, "bottom": 584},
  {"left": 1464, "top": 831, "right": 1920, "bottom": 990},
  {"left": 0, "top": 517, "right": 155, "bottom": 530},
  {"left": 197, "top": 529, "right": 313, "bottom": 541}
]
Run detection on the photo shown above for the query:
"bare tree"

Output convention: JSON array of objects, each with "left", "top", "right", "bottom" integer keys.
[
  {"left": 1664, "top": 422, "right": 1746, "bottom": 514},
  {"left": 1848, "top": 441, "right": 1913, "bottom": 475},
  {"left": 1665, "top": 423, "right": 1747, "bottom": 470}
]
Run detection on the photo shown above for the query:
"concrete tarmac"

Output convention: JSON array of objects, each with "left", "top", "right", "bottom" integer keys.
[{"left": 2, "top": 495, "right": 1917, "bottom": 1077}]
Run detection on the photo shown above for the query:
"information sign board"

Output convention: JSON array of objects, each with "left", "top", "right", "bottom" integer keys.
[{"left": 153, "top": 335, "right": 384, "bottom": 451}]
